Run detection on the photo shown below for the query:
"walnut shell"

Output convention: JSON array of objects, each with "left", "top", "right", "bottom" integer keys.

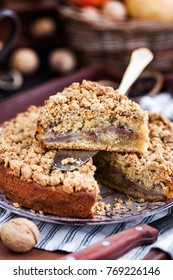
[
  {"left": 0, "top": 218, "right": 40, "bottom": 253},
  {"left": 30, "top": 17, "right": 56, "bottom": 38},
  {"left": 48, "top": 49, "right": 77, "bottom": 74},
  {"left": 9, "top": 48, "right": 40, "bottom": 75}
]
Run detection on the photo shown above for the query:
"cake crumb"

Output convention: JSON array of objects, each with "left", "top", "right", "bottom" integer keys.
[
  {"left": 117, "top": 198, "right": 123, "bottom": 204},
  {"left": 61, "top": 157, "right": 76, "bottom": 165},
  {"left": 125, "top": 198, "right": 133, "bottom": 205},
  {"left": 138, "top": 198, "right": 145, "bottom": 203},
  {"left": 135, "top": 205, "right": 142, "bottom": 211},
  {"left": 61, "top": 157, "right": 83, "bottom": 167},
  {"left": 94, "top": 201, "right": 111, "bottom": 214},
  {"left": 113, "top": 202, "right": 126, "bottom": 210},
  {"left": 13, "top": 202, "right": 20, "bottom": 208}
]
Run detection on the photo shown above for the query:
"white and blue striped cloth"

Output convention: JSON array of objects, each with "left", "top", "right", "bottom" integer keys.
[
  {"left": 0, "top": 206, "right": 173, "bottom": 259},
  {"left": 1, "top": 93, "right": 173, "bottom": 260}
]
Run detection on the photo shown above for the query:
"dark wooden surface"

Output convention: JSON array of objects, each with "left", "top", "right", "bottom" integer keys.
[
  {"left": 0, "top": 240, "right": 169, "bottom": 260},
  {"left": 143, "top": 248, "right": 171, "bottom": 260},
  {"left": 0, "top": 241, "right": 67, "bottom": 260}
]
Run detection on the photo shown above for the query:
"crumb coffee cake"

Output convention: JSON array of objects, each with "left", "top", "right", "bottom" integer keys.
[
  {"left": 0, "top": 106, "right": 172, "bottom": 219},
  {"left": 0, "top": 106, "right": 99, "bottom": 218},
  {"left": 36, "top": 80, "right": 149, "bottom": 153},
  {"left": 95, "top": 113, "right": 173, "bottom": 202}
]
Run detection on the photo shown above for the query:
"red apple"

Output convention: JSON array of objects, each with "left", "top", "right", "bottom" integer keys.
[{"left": 125, "top": 0, "right": 173, "bottom": 21}]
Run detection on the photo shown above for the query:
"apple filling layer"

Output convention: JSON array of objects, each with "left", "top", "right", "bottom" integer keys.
[{"left": 37, "top": 122, "right": 147, "bottom": 152}]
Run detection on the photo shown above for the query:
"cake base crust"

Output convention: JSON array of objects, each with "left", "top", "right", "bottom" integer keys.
[{"left": 0, "top": 165, "right": 97, "bottom": 219}]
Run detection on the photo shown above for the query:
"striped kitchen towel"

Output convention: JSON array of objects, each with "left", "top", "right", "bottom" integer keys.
[{"left": 0, "top": 206, "right": 173, "bottom": 260}]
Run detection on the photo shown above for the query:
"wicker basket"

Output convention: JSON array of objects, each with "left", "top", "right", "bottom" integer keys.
[{"left": 57, "top": 5, "right": 173, "bottom": 73}]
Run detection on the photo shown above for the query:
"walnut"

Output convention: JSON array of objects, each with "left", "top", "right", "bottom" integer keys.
[
  {"left": 48, "top": 48, "right": 77, "bottom": 74},
  {"left": 30, "top": 17, "right": 56, "bottom": 39},
  {"left": 0, "top": 218, "right": 40, "bottom": 253},
  {"left": 9, "top": 48, "right": 40, "bottom": 75}
]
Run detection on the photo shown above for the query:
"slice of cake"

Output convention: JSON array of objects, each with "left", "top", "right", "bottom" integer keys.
[
  {"left": 0, "top": 106, "right": 99, "bottom": 219},
  {"left": 36, "top": 80, "right": 149, "bottom": 153},
  {"left": 95, "top": 113, "right": 173, "bottom": 202}
]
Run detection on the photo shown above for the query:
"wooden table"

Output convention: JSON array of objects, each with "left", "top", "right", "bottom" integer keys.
[
  {"left": 0, "top": 241, "right": 68, "bottom": 260},
  {"left": 0, "top": 240, "right": 171, "bottom": 260}
]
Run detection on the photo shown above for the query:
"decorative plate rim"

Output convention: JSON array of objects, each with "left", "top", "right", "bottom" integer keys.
[{"left": 0, "top": 192, "right": 173, "bottom": 225}]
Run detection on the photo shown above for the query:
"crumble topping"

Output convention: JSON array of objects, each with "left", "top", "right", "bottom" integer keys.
[
  {"left": 0, "top": 106, "right": 99, "bottom": 194},
  {"left": 102, "top": 113, "right": 173, "bottom": 194},
  {"left": 61, "top": 157, "right": 76, "bottom": 165},
  {"left": 93, "top": 196, "right": 135, "bottom": 216},
  {"left": 38, "top": 80, "right": 148, "bottom": 133},
  {"left": 93, "top": 201, "right": 112, "bottom": 215},
  {"left": 61, "top": 157, "right": 83, "bottom": 166}
]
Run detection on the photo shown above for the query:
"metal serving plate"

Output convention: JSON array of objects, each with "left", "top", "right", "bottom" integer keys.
[{"left": 0, "top": 185, "right": 173, "bottom": 225}]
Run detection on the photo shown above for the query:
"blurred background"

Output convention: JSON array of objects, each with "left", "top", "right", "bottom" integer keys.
[{"left": 1, "top": 0, "right": 173, "bottom": 117}]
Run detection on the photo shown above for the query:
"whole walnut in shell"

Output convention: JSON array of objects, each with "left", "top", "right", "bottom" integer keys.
[
  {"left": 48, "top": 48, "right": 77, "bottom": 74},
  {"left": 9, "top": 48, "right": 40, "bottom": 75},
  {"left": 0, "top": 218, "right": 40, "bottom": 253},
  {"left": 30, "top": 17, "right": 56, "bottom": 39}
]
